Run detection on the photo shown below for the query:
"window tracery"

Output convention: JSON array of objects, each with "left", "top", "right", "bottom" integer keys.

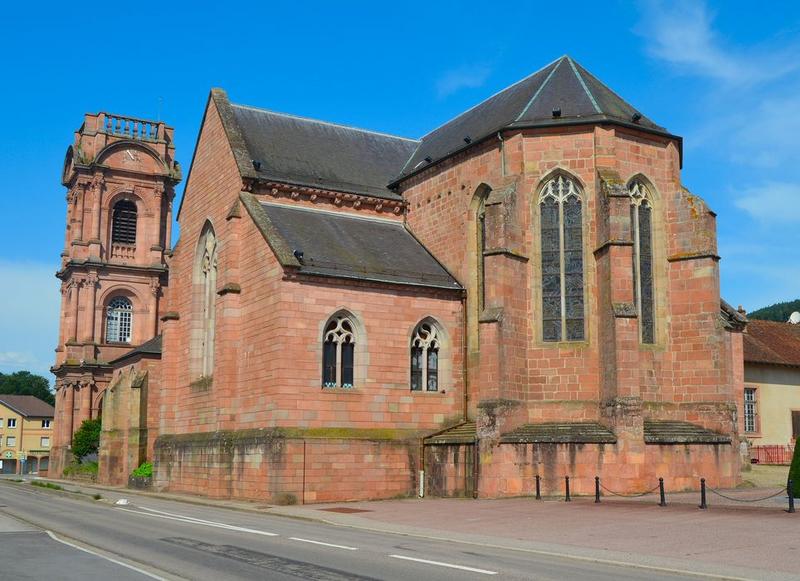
[
  {"left": 410, "top": 321, "right": 440, "bottom": 391},
  {"left": 322, "top": 315, "right": 355, "bottom": 388},
  {"left": 630, "top": 181, "right": 655, "bottom": 344}
]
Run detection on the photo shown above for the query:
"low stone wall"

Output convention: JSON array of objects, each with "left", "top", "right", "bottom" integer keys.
[{"left": 153, "top": 429, "right": 421, "bottom": 503}]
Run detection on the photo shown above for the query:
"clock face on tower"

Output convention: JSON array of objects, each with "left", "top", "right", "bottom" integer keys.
[{"left": 124, "top": 148, "right": 141, "bottom": 163}]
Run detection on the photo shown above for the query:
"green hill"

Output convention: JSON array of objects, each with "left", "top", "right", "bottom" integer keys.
[{"left": 748, "top": 299, "right": 800, "bottom": 322}]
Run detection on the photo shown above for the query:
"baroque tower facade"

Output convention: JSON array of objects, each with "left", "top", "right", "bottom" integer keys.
[{"left": 50, "top": 113, "right": 180, "bottom": 475}]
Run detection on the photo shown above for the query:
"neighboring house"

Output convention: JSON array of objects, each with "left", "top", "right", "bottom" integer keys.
[
  {"left": 52, "top": 55, "right": 745, "bottom": 501},
  {"left": 742, "top": 319, "right": 800, "bottom": 454},
  {"left": 0, "top": 395, "right": 55, "bottom": 475}
]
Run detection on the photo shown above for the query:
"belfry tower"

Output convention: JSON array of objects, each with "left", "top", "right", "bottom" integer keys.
[{"left": 51, "top": 113, "right": 180, "bottom": 475}]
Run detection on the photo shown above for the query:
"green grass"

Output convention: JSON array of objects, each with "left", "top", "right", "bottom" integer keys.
[{"left": 31, "top": 481, "right": 62, "bottom": 491}]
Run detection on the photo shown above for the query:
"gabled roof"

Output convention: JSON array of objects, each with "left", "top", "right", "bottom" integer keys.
[
  {"left": 0, "top": 395, "right": 55, "bottom": 418},
  {"left": 394, "top": 55, "right": 675, "bottom": 183},
  {"left": 213, "top": 89, "right": 418, "bottom": 201},
  {"left": 109, "top": 335, "right": 162, "bottom": 366},
  {"left": 240, "top": 193, "right": 461, "bottom": 291},
  {"left": 744, "top": 319, "right": 800, "bottom": 368}
]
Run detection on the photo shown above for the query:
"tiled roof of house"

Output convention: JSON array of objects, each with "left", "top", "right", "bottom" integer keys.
[
  {"left": 0, "top": 395, "right": 55, "bottom": 418},
  {"left": 242, "top": 197, "right": 461, "bottom": 291},
  {"left": 744, "top": 319, "right": 800, "bottom": 367}
]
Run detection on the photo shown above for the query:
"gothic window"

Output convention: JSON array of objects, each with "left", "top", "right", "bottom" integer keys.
[
  {"left": 476, "top": 195, "right": 487, "bottom": 312},
  {"left": 410, "top": 321, "right": 440, "bottom": 391},
  {"left": 106, "top": 296, "right": 133, "bottom": 343},
  {"left": 322, "top": 315, "right": 356, "bottom": 388},
  {"left": 199, "top": 227, "right": 218, "bottom": 377},
  {"left": 630, "top": 181, "right": 655, "bottom": 344},
  {"left": 539, "top": 175, "right": 585, "bottom": 342},
  {"left": 111, "top": 200, "right": 137, "bottom": 245}
]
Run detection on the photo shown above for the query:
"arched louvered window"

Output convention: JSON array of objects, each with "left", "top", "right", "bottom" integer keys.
[
  {"left": 410, "top": 321, "right": 440, "bottom": 391},
  {"left": 106, "top": 296, "right": 133, "bottom": 343},
  {"left": 199, "top": 227, "right": 218, "bottom": 377},
  {"left": 322, "top": 315, "right": 355, "bottom": 388},
  {"left": 539, "top": 175, "right": 585, "bottom": 342},
  {"left": 111, "top": 200, "right": 137, "bottom": 245},
  {"left": 630, "top": 181, "right": 655, "bottom": 344}
]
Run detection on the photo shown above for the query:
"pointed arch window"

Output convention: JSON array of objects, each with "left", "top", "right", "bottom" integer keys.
[
  {"left": 630, "top": 181, "right": 655, "bottom": 344},
  {"left": 111, "top": 200, "right": 137, "bottom": 245},
  {"left": 106, "top": 296, "right": 133, "bottom": 343},
  {"left": 199, "top": 227, "right": 218, "bottom": 377},
  {"left": 539, "top": 175, "right": 585, "bottom": 342},
  {"left": 411, "top": 321, "right": 440, "bottom": 391},
  {"left": 476, "top": 195, "right": 488, "bottom": 312},
  {"left": 322, "top": 315, "right": 355, "bottom": 388}
]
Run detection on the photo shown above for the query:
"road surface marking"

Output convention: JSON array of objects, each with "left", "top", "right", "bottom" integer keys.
[
  {"left": 45, "top": 530, "right": 166, "bottom": 580},
  {"left": 389, "top": 554, "right": 498, "bottom": 575},
  {"left": 114, "top": 507, "right": 278, "bottom": 536},
  {"left": 289, "top": 537, "right": 358, "bottom": 551}
]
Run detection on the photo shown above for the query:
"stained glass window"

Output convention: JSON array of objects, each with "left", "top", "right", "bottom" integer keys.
[
  {"left": 539, "top": 176, "right": 585, "bottom": 341},
  {"left": 199, "top": 227, "right": 218, "bottom": 376},
  {"left": 322, "top": 316, "right": 356, "bottom": 388},
  {"left": 410, "top": 321, "right": 440, "bottom": 391},
  {"left": 630, "top": 181, "right": 655, "bottom": 344}
]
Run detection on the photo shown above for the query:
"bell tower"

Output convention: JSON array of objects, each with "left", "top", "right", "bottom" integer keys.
[{"left": 51, "top": 113, "right": 180, "bottom": 475}]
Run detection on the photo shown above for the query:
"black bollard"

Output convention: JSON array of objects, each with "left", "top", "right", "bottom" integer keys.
[
  {"left": 789, "top": 480, "right": 795, "bottom": 514},
  {"left": 565, "top": 476, "right": 571, "bottom": 502},
  {"left": 699, "top": 478, "right": 707, "bottom": 509},
  {"left": 658, "top": 477, "right": 666, "bottom": 507},
  {"left": 595, "top": 476, "right": 601, "bottom": 503},
  {"left": 535, "top": 475, "right": 541, "bottom": 500}
]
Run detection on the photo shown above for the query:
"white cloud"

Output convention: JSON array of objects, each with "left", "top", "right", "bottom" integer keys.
[
  {"left": 435, "top": 64, "right": 492, "bottom": 98},
  {"left": 0, "top": 260, "right": 60, "bottom": 378},
  {"left": 734, "top": 182, "right": 800, "bottom": 223},
  {"left": 638, "top": 0, "right": 798, "bottom": 85}
]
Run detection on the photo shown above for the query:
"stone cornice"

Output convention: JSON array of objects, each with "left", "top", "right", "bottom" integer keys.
[
  {"left": 244, "top": 179, "right": 406, "bottom": 215},
  {"left": 667, "top": 252, "right": 721, "bottom": 263}
]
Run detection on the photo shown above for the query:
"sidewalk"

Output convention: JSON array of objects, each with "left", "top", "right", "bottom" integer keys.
[{"left": 18, "top": 476, "right": 800, "bottom": 580}]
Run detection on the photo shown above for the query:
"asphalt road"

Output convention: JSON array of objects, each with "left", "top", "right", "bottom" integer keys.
[{"left": 0, "top": 481, "right": 733, "bottom": 580}]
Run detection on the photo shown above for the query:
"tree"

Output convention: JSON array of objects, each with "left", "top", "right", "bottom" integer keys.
[
  {"left": 72, "top": 418, "right": 101, "bottom": 462},
  {"left": 0, "top": 371, "right": 55, "bottom": 405},
  {"left": 790, "top": 443, "right": 800, "bottom": 499},
  {"left": 748, "top": 299, "right": 800, "bottom": 322}
]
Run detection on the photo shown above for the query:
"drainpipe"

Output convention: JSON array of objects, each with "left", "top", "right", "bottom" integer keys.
[{"left": 461, "top": 291, "right": 469, "bottom": 422}]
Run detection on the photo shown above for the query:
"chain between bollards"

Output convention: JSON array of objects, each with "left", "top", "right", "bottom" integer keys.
[
  {"left": 565, "top": 475, "right": 571, "bottom": 502},
  {"left": 659, "top": 477, "right": 666, "bottom": 507},
  {"left": 789, "top": 479, "right": 795, "bottom": 514},
  {"left": 595, "top": 476, "right": 601, "bottom": 503},
  {"left": 535, "top": 474, "right": 541, "bottom": 500},
  {"left": 699, "top": 478, "right": 707, "bottom": 509}
]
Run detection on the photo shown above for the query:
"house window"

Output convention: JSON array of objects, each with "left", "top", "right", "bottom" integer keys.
[
  {"left": 42, "top": 420, "right": 51, "bottom": 429},
  {"left": 6, "top": 436, "right": 15, "bottom": 447},
  {"left": 539, "top": 175, "right": 585, "bottom": 342},
  {"left": 111, "top": 200, "right": 138, "bottom": 245},
  {"left": 106, "top": 296, "right": 133, "bottom": 343},
  {"left": 41, "top": 437, "right": 50, "bottom": 448},
  {"left": 630, "top": 181, "right": 655, "bottom": 344},
  {"left": 7, "top": 418, "right": 16, "bottom": 429},
  {"left": 792, "top": 411, "right": 800, "bottom": 440},
  {"left": 0, "top": 418, "right": 3, "bottom": 428},
  {"left": 198, "top": 226, "right": 218, "bottom": 378},
  {"left": 411, "top": 321, "right": 440, "bottom": 392},
  {"left": 744, "top": 387, "right": 758, "bottom": 433},
  {"left": 322, "top": 315, "right": 356, "bottom": 388}
]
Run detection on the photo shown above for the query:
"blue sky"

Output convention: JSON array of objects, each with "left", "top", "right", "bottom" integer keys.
[{"left": 1, "top": 0, "right": 798, "bottom": 380}]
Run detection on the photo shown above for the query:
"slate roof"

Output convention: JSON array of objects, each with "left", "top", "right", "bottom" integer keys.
[
  {"left": 743, "top": 319, "right": 800, "bottom": 368},
  {"left": 720, "top": 300, "right": 748, "bottom": 331},
  {"left": 223, "top": 96, "right": 418, "bottom": 201},
  {"left": 243, "top": 196, "right": 461, "bottom": 290},
  {"left": 425, "top": 421, "right": 477, "bottom": 445},
  {"left": 500, "top": 422, "right": 617, "bottom": 444},
  {"left": 644, "top": 421, "right": 731, "bottom": 445},
  {"left": 0, "top": 395, "right": 55, "bottom": 418},
  {"left": 394, "top": 55, "right": 674, "bottom": 183},
  {"left": 109, "top": 335, "right": 162, "bottom": 365}
]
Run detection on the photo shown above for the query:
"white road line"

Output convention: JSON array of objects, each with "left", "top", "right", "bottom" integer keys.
[
  {"left": 389, "top": 554, "right": 498, "bottom": 575},
  {"left": 289, "top": 537, "right": 358, "bottom": 551},
  {"left": 45, "top": 530, "right": 166, "bottom": 580},
  {"left": 114, "top": 507, "right": 278, "bottom": 536}
]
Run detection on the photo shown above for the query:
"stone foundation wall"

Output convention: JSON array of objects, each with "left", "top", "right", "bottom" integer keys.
[{"left": 153, "top": 430, "right": 421, "bottom": 503}]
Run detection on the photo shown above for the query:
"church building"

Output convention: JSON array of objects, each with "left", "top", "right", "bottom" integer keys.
[{"left": 51, "top": 56, "right": 746, "bottom": 501}]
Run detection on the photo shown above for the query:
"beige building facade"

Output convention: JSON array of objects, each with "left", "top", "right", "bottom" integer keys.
[{"left": 0, "top": 395, "right": 55, "bottom": 474}]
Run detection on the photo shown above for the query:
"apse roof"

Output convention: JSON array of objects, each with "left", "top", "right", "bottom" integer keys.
[{"left": 394, "top": 55, "right": 673, "bottom": 182}]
